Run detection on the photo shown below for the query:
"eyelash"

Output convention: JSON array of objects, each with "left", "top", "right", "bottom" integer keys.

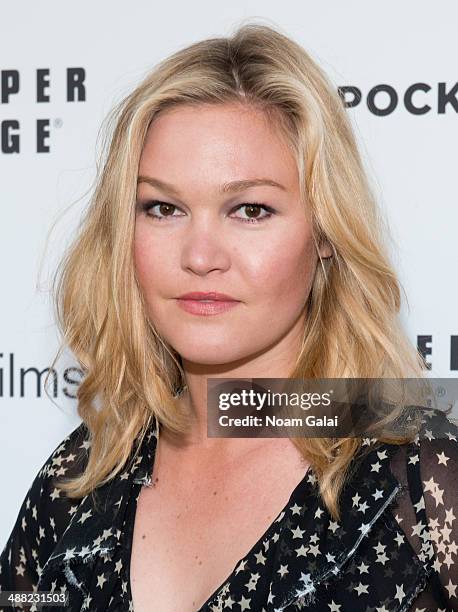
[{"left": 138, "top": 200, "right": 276, "bottom": 224}]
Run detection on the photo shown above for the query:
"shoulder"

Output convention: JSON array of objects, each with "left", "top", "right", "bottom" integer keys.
[
  {"left": 0, "top": 421, "right": 91, "bottom": 590},
  {"left": 389, "top": 407, "right": 458, "bottom": 609},
  {"left": 26, "top": 421, "right": 91, "bottom": 535},
  {"left": 406, "top": 407, "right": 458, "bottom": 518},
  {"left": 414, "top": 405, "right": 458, "bottom": 460},
  {"left": 37, "top": 421, "right": 91, "bottom": 489},
  {"left": 387, "top": 406, "right": 458, "bottom": 477}
]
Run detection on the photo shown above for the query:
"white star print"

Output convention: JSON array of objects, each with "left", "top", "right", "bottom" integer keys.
[
  {"left": 50, "top": 487, "right": 61, "bottom": 501},
  {"left": 3, "top": 408, "right": 458, "bottom": 612},
  {"left": 445, "top": 579, "right": 457, "bottom": 598},
  {"left": 394, "top": 583, "right": 405, "bottom": 603},
  {"left": 299, "top": 572, "right": 312, "bottom": 585},
  {"left": 357, "top": 561, "right": 369, "bottom": 574},
  {"left": 411, "top": 521, "right": 426, "bottom": 537},
  {"left": 415, "top": 495, "right": 430, "bottom": 518},
  {"left": 308, "top": 544, "right": 321, "bottom": 557},
  {"left": 291, "top": 525, "right": 305, "bottom": 539},
  {"left": 423, "top": 476, "right": 445, "bottom": 507},
  {"left": 96, "top": 573, "right": 107, "bottom": 588},
  {"left": 277, "top": 564, "right": 289, "bottom": 577},
  {"left": 78, "top": 510, "right": 92, "bottom": 524},
  {"left": 223, "top": 594, "right": 236, "bottom": 607},
  {"left": 445, "top": 508, "right": 456, "bottom": 525},
  {"left": 354, "top": 582, "right": 369, "bottom": 596},
  {"left": 235, "top": 559, "right": 248, "bottom": 574},
  {"left": 375, "top": 552, "right": 389, "bottom": 565},
  {"left": 15, "top": 564, "right": 25, "bottom": 576},
  {"left": 444, "top": 552, "right": 454, "bottom": 569},
  {"left": 358, "top": 522, "right": 371, "bottom": 536},
  {"left": 93, "top": 535, "right": 103, "bottom": 547},
  {"left": 437, "top": 451, "right": 450, "bottom": 466}
]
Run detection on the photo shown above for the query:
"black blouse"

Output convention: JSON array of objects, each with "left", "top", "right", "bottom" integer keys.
[{"left": 1, "top": 406, "right": 458, "bottom": 611}]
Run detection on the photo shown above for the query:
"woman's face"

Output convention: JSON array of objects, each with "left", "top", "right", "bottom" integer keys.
[{"left": 134, "top": 102, "right": 330, "bottom": 367}]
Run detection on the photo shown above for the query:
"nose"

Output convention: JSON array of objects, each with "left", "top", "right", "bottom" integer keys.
[{"left": 180, "top": 217, "right": 231, "bottom": 276}]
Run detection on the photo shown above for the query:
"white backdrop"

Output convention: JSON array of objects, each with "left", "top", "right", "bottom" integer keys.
[{"left": 1, "top": 0, "right": 457, "bottom": 544}]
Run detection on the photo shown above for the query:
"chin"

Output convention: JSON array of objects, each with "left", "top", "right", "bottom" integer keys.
[
  {"left": 174, "top": 349, "right": 243, "bottom": 367},
  {"left": 173, "top": 337, "right": 271, "bottom": 368}
]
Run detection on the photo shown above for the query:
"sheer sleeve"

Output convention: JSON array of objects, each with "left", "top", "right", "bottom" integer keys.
[
  {"left": 0, "top": 422, "right": 90, "bottom": 608},
  {"left": 389, "top": 408, "right": 458, "bottom": 611}
]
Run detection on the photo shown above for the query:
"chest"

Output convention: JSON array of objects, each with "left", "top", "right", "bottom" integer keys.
[{"left": 129, "top": 442, "right": 309, "bottom": 612}]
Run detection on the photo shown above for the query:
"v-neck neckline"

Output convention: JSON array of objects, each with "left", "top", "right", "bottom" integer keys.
[
  {"left": 123, "top": 421, "right": 312, "bottom": 611},
  {"left": 197, "top": 465, "right": 311, "bottom": 610}
]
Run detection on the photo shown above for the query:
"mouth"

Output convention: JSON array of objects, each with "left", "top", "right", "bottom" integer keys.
[
  {"left": 175, "top": 296, "right": 240, "bottom": 316},
  {"left": 177, "top": 292, "right": 239, "bottom": 302}
]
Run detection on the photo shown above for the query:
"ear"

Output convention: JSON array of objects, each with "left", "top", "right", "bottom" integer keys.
[{"left": 318, "top": 239, "right": 333, "bottom": 259}]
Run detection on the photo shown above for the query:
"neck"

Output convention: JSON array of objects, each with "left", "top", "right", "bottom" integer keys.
[{"left": 166, "top": 324, "right": 304, "bottom": 454}]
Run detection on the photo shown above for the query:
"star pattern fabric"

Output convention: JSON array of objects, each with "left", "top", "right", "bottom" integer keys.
[{"left": 1, "top": 406, "right": 457, "bottom": 611}]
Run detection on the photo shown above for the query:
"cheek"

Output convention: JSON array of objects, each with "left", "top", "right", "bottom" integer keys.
[
  {"left": 243, "top": 228, "right": 317, "bottom": 305},
  {"left": 133, "top": 223, "right": 168, "bottom": 292},
  {"left": 133, "top": 228, "right": 151, "bottom": 289}
]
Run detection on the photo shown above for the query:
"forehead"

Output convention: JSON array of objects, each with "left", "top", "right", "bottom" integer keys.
[{"left": 138, "top": 103, "right": 298, "bottom": 189}]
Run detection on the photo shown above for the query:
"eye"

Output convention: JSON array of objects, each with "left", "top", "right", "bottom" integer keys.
[
  {"left": 138, "top": 200, "right": 276, "bottom": 223},
  {"left": 139, "top": 201, "right": 185, "bottom": 220},
  {"left": 230, "top": 203, "right": 276, "bottom": 223}
]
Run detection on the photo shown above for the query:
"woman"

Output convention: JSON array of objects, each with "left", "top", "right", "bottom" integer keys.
[{"left": 1, "top": 22, "right": 457, "bottom": 612}]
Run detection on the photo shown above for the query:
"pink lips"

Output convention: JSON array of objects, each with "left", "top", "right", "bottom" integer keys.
[{"left": 176, "top": 292, "right": 240, "bottom": 316}]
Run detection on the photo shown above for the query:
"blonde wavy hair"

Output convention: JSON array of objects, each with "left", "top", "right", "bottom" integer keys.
[{"left": 47, "top": 21, "right": 427, "bottom": 521}]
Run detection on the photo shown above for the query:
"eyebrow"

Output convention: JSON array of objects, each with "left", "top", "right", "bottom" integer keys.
[{"left": 136, "top": 175, "right": 287, "bottom": 196}]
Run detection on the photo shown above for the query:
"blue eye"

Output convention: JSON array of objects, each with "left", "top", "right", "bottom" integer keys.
[{"left": 139, "top": 201, "right": 276, "bottom": 223}]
